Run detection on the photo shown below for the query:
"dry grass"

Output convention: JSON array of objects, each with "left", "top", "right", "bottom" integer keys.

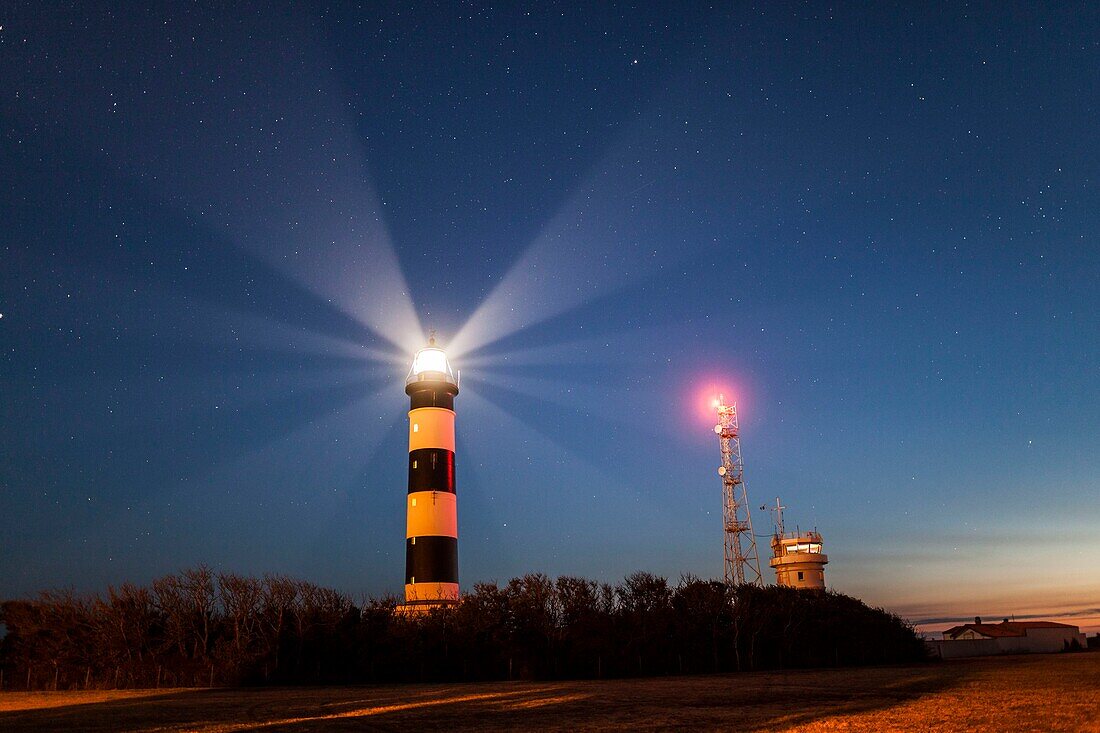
[
  {"left": 0, "top": 689, "right": 173, "bottom": 713},
  {"left": 1, "top": 653, "right": 1097, "bottom": 732}
]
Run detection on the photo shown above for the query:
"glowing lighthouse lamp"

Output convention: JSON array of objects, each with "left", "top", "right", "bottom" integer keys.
[{"left": 403, "top": 333, "right": 461, "bottom": 611}]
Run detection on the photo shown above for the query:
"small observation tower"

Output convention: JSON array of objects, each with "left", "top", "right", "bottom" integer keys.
[{"left": 762, "top": 497, "right": 828, "bottom": 590}]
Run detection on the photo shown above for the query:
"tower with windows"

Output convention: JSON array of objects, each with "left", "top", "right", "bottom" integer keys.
[{"left": 763, "top": 497, "right": 828, "bottom": 590}]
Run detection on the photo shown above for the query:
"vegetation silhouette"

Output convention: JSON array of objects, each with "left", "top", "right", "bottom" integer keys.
[{"left": 0, "top": 567, "right": 925, "bottom": 689}]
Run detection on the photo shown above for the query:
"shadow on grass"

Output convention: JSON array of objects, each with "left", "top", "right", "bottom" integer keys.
[
  {"left": 0, "top": 664, "right": 972, "bottom": 732},
  {"left": 732, "top": 664, "right": 970, "bottom": 732}
]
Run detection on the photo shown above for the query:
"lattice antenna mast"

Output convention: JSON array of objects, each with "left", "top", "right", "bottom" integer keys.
[{"left": 714, "top": 395, "right": 763, "bottom": 587}]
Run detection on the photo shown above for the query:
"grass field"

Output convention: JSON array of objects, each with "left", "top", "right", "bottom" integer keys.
[{"left": 1, "top": 652, "right": 1097, "bottom": 732}]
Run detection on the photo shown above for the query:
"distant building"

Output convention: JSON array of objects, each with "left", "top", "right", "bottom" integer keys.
[{"left": 928, "top": 617, "right": 1087, "bottom": 658}]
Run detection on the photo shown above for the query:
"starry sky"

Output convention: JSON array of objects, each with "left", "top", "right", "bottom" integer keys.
[{"left": 2, "top": 2, "right": 1098, "bottom": 629}]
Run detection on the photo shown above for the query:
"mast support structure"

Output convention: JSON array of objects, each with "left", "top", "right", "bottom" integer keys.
[{"left": 715, "top": 396, "right": 763, "bottom": 587}]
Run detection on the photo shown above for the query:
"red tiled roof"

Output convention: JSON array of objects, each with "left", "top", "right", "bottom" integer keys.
[
  {"left": 945, "top": 624, "right": 1023, "bottom": 638},
  {"left": 944, "top": 620, "right": 1079, "bottom": 639}
]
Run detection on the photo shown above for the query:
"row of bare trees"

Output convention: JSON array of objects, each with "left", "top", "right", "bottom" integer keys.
[
  {"left": 0, "top": 567, "right": 353, "bottom": 689},
  {"left": 0, "top": 568, "right": 925, "bottom": 689}
]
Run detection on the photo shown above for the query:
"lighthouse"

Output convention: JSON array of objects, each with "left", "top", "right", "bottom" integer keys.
[{"left": 403, "top": 334, "right": 460, "bottom": 609}]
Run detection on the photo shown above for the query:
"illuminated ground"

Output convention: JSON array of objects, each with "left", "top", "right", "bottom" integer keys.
[{"left": 1, "top": 653, "right": 1096, "bottom": 732}]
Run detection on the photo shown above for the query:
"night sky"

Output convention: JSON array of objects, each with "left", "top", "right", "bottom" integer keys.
[{"left": 2, "top": 3, "right": 1098, "bottom": 629}]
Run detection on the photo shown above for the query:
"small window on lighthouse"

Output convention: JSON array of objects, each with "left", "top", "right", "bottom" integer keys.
[
  {"left": 412, "top": 460, "right": 418, "bottom": 469},
  {"left": 797, "top": 571, "right": 804, "bottom": 581},
  {"left": 413, "top": 424, "right": 419, "bottom": 433},
  {"left": 411, "top": 498, "right": 417, "bottom": 507}
]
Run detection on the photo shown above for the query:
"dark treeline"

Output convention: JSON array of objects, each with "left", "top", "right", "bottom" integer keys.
[{"left": 0, "top": 567, "right": 925, "bottom": 689}]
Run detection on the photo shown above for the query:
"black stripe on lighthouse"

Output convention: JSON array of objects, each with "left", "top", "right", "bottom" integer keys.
[
  {"left": 410, "top": 390, "right": 454, "bottom": 410},
  {"left": 408, "top": 448, "right": 455, "bottom": 494},
  {"left": 405, "top": 536, "right": 459, "bottom": 584}
]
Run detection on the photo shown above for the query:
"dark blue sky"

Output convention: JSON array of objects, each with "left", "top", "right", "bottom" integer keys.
[{"left": 2, "top": 2, "right": 1097, "bottom": 625}]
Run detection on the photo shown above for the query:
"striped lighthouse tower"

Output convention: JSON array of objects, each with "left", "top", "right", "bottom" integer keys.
[{"left": 404, "top": 334, "right": 460, "bottom": 609}]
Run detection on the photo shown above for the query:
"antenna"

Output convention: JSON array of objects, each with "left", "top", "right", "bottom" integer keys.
[
  {"left": 428, "top": 329, "right": 437, "bottom": 346},
  {"left": 760, "top": 496, "right": 786, "bottom": 537},
  {"left": 714, "top": 395, "right": 763, "bottom": 587}
]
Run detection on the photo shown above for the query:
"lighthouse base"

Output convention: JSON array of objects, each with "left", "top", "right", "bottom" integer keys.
[
  {"left": 397, "top": 598, "right": 460, "bottom": 615},
  {"left": 399, "top": 581, "right": 460, "bottom": 614}
]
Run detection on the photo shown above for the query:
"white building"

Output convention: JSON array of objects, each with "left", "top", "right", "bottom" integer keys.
[{"left": 928, "top": 617, "right": 1087, "bottom": 658}]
